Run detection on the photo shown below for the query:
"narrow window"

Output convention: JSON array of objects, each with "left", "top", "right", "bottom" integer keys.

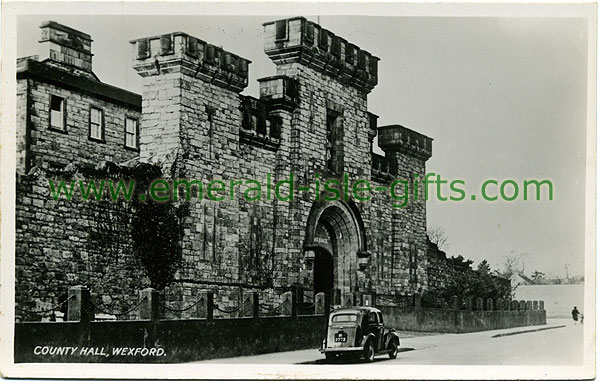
[
  {"left": 270, "top": 116, "right": 282, "bottom": 139},
  {"left": 49, "top": 95, "right": 65, "bottom": 131},
  {"left": 206, "top": 106, "right": 216, "bottom": 159},
  {"left": 125, "top": 117, "right": 139, "bottom": 149},
  {"left": 409, "top": 244, "right": 418, "bottom": 284},
  {"left": 89, "top": 107, "right": 104, "bottom": 141},
  {"left": 202, "top": 204, "right": 210, "bottom": 260}
]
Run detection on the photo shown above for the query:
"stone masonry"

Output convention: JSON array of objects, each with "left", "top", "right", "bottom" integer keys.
[{"left": 16, "top": 18, "right": 435, "bottom": 320}]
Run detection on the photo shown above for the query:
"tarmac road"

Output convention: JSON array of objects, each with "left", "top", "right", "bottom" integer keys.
[{"left": 195, "top": 319, "right": 583, "bottom": 365}]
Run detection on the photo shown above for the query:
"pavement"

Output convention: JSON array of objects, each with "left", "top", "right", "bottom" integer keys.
[{"left": 194, "top": 318, "right": 583, "bottom": 365}]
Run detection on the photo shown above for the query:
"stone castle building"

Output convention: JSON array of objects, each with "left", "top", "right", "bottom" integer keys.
[{"left": 15, "top": 18, "right": 437, "bottom": 319}]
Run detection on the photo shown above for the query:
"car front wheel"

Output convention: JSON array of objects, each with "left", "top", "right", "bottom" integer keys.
[{"left": 364, "top": 341, "right": 375, "bottom": 362}]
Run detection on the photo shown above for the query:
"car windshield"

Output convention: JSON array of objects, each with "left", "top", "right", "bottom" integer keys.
[{"left": 332, "top": 313, "right": 358, "bottom": 322}]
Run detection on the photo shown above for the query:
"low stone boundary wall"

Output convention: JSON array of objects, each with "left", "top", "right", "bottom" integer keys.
[
  {"left": 15, "top": 314, "right": 327, "bottom": 363},
  {"left": 15, "top": 285, "right": 330, "bottom": 363},
  {"left": 380, "top": 306, "right": 546, "bottom": 333}
]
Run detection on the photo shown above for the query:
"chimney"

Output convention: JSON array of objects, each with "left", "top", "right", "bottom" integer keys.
[{"left": 38, "top": 21, "right": 93, "bottom": 73}]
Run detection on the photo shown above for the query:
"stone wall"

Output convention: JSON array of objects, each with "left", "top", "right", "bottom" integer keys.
[
  {"left": 126, "top": 17, "right": 434, "bottom": 305},
  {"left": 17, "top": 18, "right": 439, "bottom": 320},
  {"left": 425, "top": 240, "right": 512, "bottom": 302},
  {"left": 426, "top": 241, "right": 456, "bottom": 292},
  {"left": 14, "top": 314, "right": 326, "bottom": 363},
  {"left": 15, "top": 165, "right": 150, "bottom": 322},
  {"left": 380, "top": 304, "right": 546, "bottom": 333}
]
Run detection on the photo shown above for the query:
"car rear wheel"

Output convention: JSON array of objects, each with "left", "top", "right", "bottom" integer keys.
[
  {"left": 388, "top": 340, "right": 399, "bottom": 359},
  {"left": 325, "top": 353, "right": 335, "bottom": 363},
  {"left": 364, "top": 341, "right": 375, "bottom": 362}
]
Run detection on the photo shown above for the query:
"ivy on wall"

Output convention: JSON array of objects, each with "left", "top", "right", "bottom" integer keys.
[{"left": 130, "top": 163, "right": 184, "bottom": 290}]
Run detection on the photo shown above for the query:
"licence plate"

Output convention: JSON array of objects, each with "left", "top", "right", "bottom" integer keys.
[{"left": 334, "top": 332, "right": 347, "bottom": 343}]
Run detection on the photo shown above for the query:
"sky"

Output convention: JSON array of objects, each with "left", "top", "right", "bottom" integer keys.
[{"left": 17, "top": 15, "right": 589, "bottom": 278}]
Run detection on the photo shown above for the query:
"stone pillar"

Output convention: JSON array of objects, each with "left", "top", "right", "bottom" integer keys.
[
  {"left": 240, "top": 292, "right": 254, "bottom": 317},
  {"left": 206, "top": 291, "right": 214, "bottom": 321},
  {"left": 333, "top": 289, "right": 342, "bottom": 306},
  {"left": 315, "top": 292, "right": 325, "bottom": 315},
  {"left": 532, "top": 301, "right": 539, "bottom": 311},
  {"left": 464, "top": 296, "right": 473, "bottom": 311},
  {"left": 486, "top": 298, "right": 494, "bottom": 311},
  {"left": 495, "top": 298, "right": 503, "bottom": 311},
  {"left": 67, "top": 285, "right": 91, "bottom": 322},
  {"left": 291, "top": 292, "right": 297, "bottom": 318},
  {"left": 343, "top": 292, "right": 354, "bottom": 307},
  {"left": 451, "top": 296, "right": 459, "bottom": 310},
  {"left": 414, "top": 293, "right": 422, "bottom": 309},
  {"left": 252, "top": 292, "right": 259, "bottom": 319},
  {"left": 138, "top": 288, "right": 159, "bottom": 321},
  {"left": 281, "top": 291, "right": 293, "bottom": 316},
  {"left": 195, "top": 291, "right": 208, "bottom": 318},
  {"left": 476, "top": 297, "right": 484, "bottom": 311}
]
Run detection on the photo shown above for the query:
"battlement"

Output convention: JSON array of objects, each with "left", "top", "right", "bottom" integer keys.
[
  {"left": 239, "top": 95, "right": 283, "bottom": 151},
  {"left": 378, "top": 125, "right": 433, "bottom": 161},
  {"left": 130, "top": 32, "right": 251, "bottom": 93},
  {"left": 263, "top": 17, "right": 379, "bottom": 94}
]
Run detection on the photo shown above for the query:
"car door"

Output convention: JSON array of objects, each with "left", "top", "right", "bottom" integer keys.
[
  {"left": 376, "top": 311, "right": 386, "bottom": 350},
  {"left": 366, "top": 311, "right": 384, "bottom": 350}
]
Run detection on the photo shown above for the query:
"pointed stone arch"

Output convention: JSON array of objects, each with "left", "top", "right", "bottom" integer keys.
[{"left": 304, "top": 198, "right": 369, "bottom": 294}]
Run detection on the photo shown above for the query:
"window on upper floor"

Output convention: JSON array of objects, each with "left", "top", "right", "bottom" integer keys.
[
  {"left": 89, "top": 107, "right": 104, "bottom": 141},
  {"left": 125, "top": 116, "right": 139, "bottom": 149},
  {"left": 49, "top": 95, "right": 65, "bottom": 131}
]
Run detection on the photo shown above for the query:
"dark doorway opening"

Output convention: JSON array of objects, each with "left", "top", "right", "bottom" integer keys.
[{"left": 314, "top": 248, "right": 334, "bottom": 293}]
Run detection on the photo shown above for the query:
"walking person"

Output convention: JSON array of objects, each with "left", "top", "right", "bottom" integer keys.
[{"left": 571, "top": 306, "right": 580, "bottom": 325}]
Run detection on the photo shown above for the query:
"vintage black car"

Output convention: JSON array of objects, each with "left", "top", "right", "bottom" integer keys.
[{"left": 320, "top": 306, "right": 400, "bottom": 362}]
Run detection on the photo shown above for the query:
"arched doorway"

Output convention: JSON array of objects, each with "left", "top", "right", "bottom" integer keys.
[
  {"left": 313, "top": 247, "right": 334, "bottom": 293},
  {"left": 304, "top": 200, "right": 367, "bottom": 295}
]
